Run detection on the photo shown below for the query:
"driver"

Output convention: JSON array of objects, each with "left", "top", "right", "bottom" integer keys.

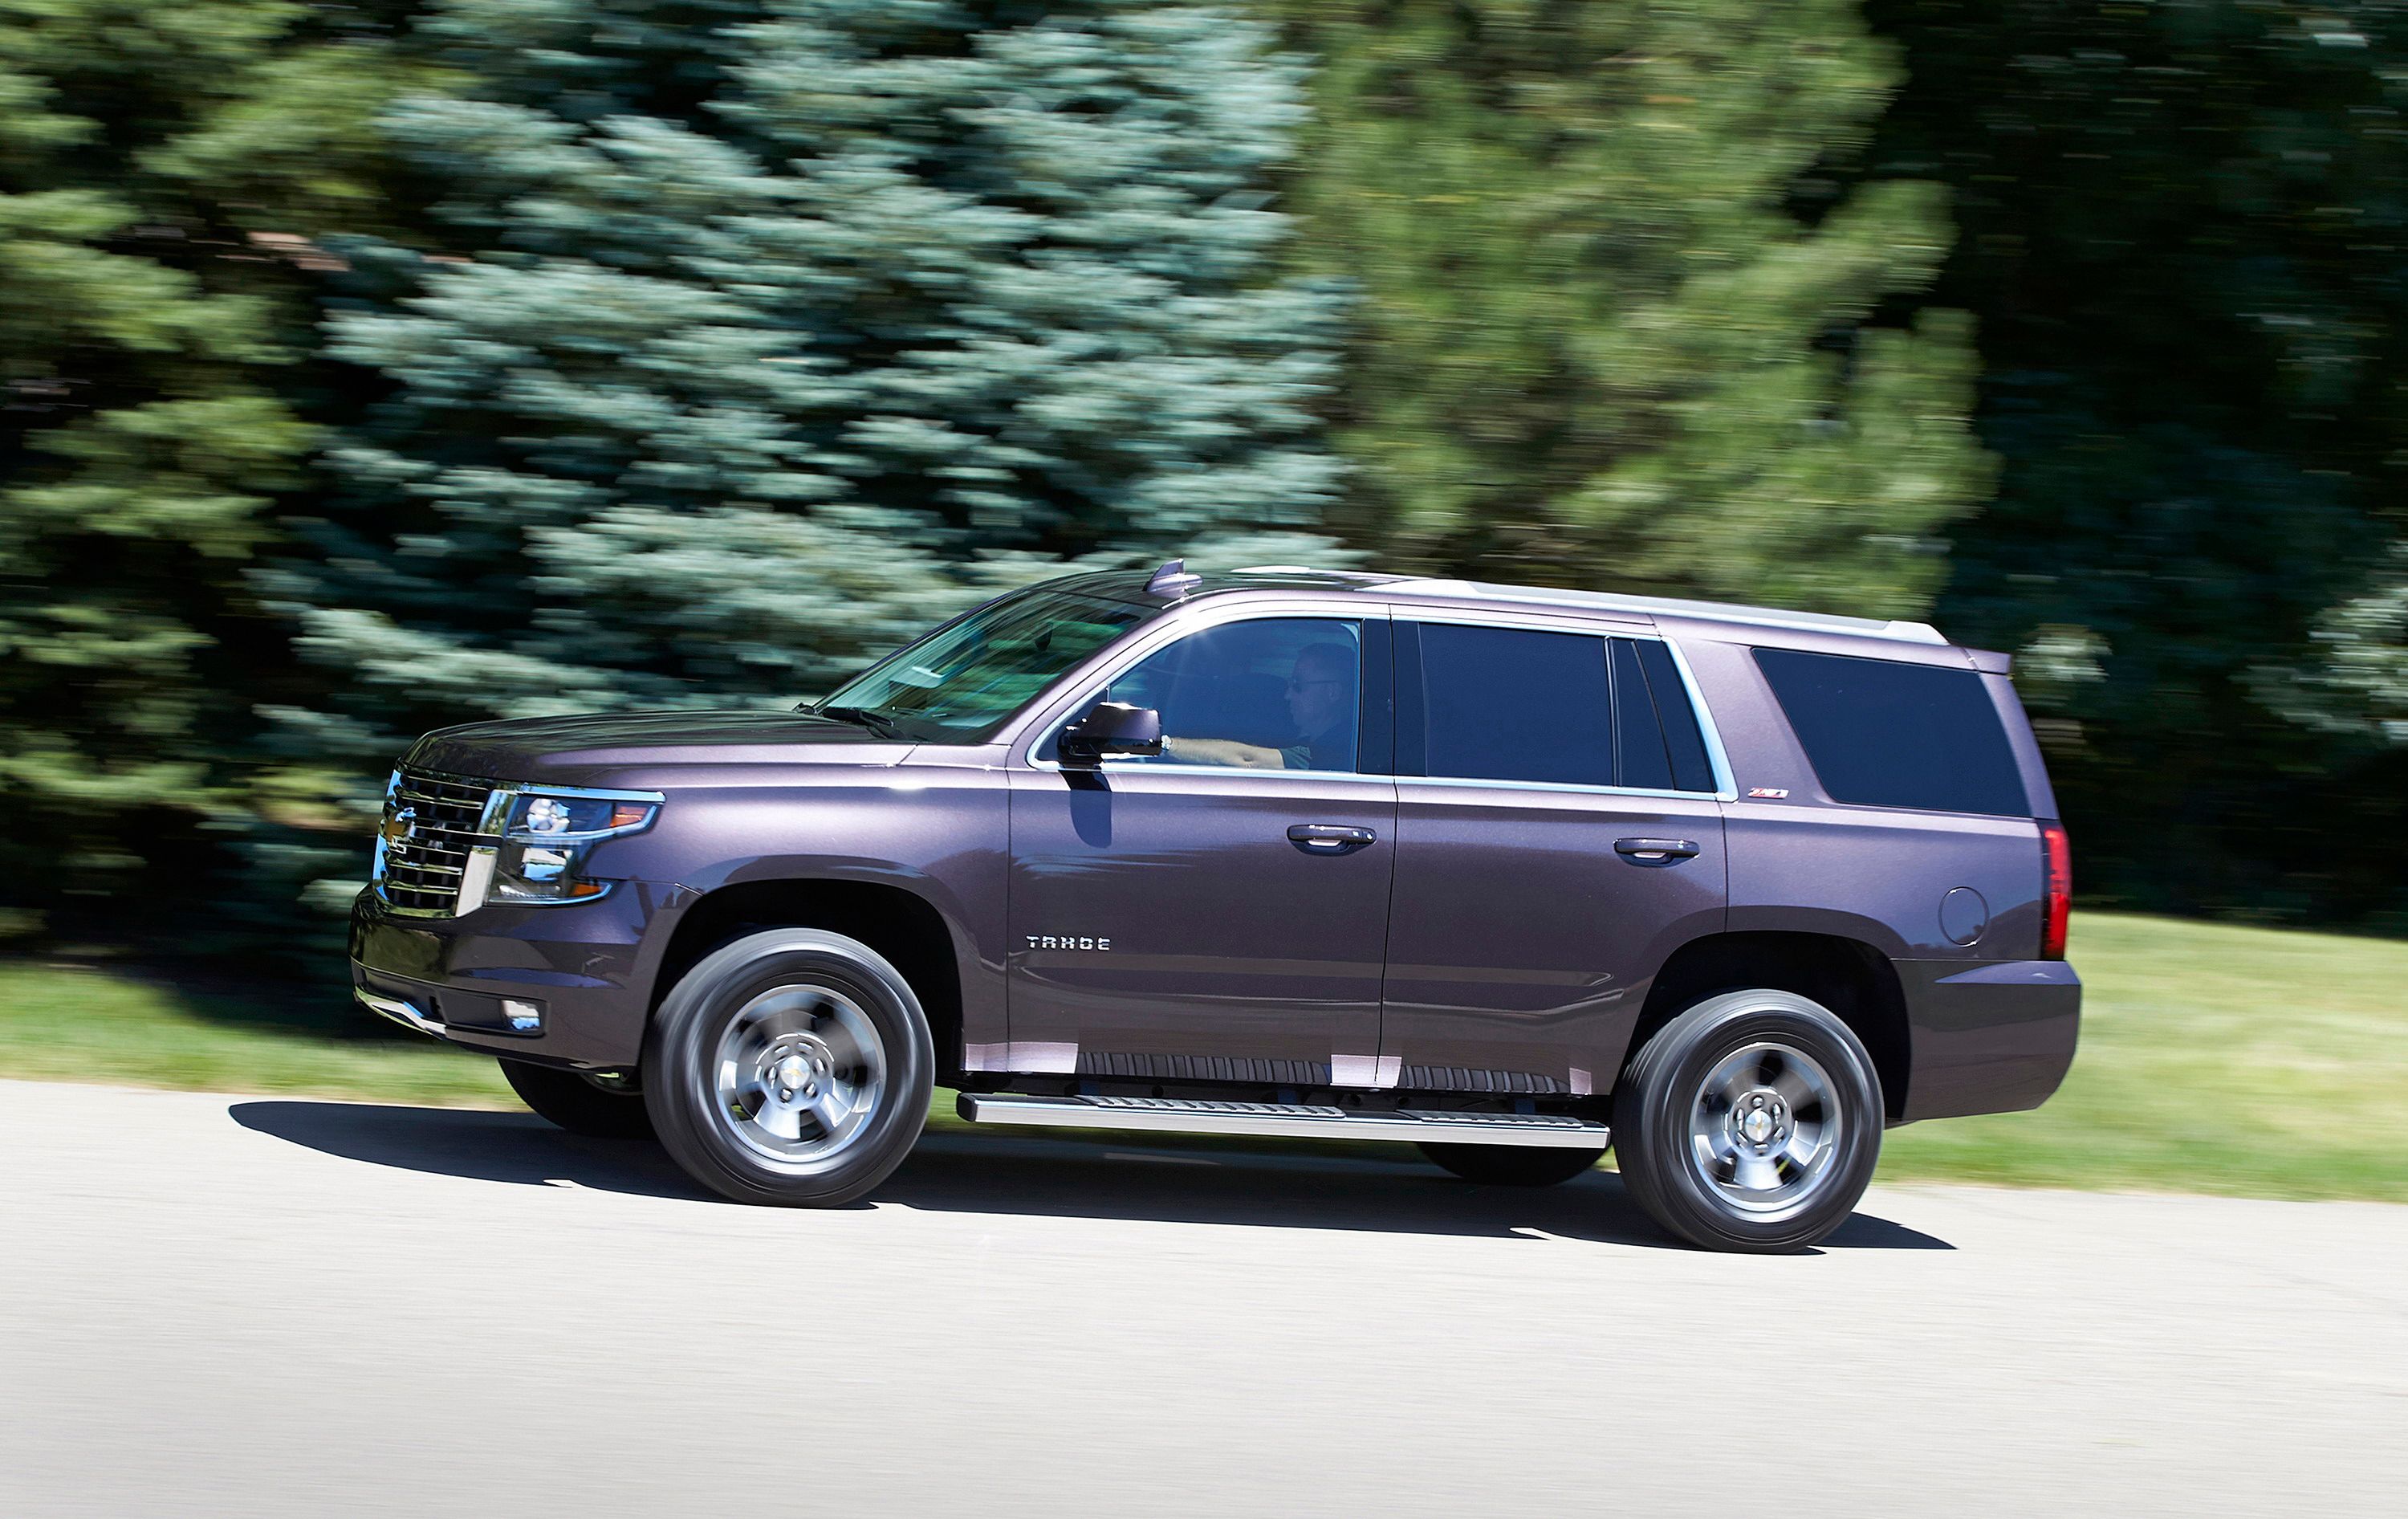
[{"left": 1161, "top": 642, "right": 1358, "bottom": 772}]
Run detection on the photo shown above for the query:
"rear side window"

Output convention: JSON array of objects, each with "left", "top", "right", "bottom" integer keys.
[
  {"left": 1399, "top": 624, "right": 1718, "bottom": 792},
  {"left": 1754, "top": 648, "right": 2029, "bottom": 817}
]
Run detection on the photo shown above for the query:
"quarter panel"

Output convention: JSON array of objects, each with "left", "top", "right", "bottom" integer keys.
[{"left": 1725, "top": 803, "right": 2044, "bottom": 959}]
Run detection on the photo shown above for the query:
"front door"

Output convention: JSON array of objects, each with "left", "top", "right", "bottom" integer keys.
[
  {"left": 1004, "top": 615, "right": 1396, "bottom": 1086},
  {"left": 1378, "top": 620, "right": 1729, "bottom": 1098}
]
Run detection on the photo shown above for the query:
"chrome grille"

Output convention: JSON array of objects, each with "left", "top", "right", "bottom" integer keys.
[{"left": 373, "top": 768, "right": 498, "bottom": 914}]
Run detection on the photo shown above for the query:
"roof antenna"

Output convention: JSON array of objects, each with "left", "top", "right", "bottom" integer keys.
[{"left": 1145, "top": 558, "right": 1202, "bottom": 597}]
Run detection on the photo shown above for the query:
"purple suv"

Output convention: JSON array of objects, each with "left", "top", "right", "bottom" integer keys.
[{"left": 352, "top": 565, "right": 2078, "bottom": 1252}]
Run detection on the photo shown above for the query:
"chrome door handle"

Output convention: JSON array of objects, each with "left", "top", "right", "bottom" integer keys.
[
  {"left": 1288, "top": 824, "right": 1377, "bottom": 855},
  {"left": 1615, "top": 837, "right": 1701, "bottom": 865}
]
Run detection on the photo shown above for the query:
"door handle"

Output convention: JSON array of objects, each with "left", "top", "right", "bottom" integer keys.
[
  {"left": 1289, "top": 823, "right": 1377, "bottom": 856},
  {"left": 1615, "top": 837, "right": 1701, "bottom": 865}
]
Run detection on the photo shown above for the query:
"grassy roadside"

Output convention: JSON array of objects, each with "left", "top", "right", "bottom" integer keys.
[
  {"left": 3, "top": 911, "right": 2404, "bottom": 1202},
  {"left": 1879, "top": 913, "right": 2408, "bottom": 1202},
  {"left": 0, "top": 963, "right": 515, "bottom": 1109}
]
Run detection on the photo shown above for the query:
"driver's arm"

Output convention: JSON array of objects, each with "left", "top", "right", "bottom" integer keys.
[{"left": 1161, "top": 736, "right": 1285, "bottom": 769}]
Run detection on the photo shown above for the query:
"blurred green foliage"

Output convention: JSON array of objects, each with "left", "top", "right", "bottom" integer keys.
[
  {"left": 1861, "top": 0, "right": 2408, "bottom": 923},
  {"left": 0, "top": 2, "right": 420, "bottom": 947},
  {"left": 1271, "top": 0, "right": 1991, "bottom": 616},
  {"left": 0, "top": 0, "right": 2405, "bottom": 964},
  {"left": 272, "top": 0, "right": 1349, "bottom": 771}
]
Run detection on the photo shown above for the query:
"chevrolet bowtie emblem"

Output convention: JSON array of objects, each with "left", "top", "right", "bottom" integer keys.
[{"left": 382, "top": 804, "right": 418, "bottom": 849}]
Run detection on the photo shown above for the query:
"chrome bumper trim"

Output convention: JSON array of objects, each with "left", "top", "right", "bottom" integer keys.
[
  {"left": 958, "top": 1093, "right": 1609, "bottom": 1149},
  {"left": 356, "top": 988, "right": 446, "bottom": 1039}
]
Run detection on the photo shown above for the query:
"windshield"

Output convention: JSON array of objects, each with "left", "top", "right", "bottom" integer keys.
[{"left": 815, "top": 586, "right": 1150, "bottom": 741}]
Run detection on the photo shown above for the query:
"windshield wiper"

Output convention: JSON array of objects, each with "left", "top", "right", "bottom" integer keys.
[{"left": 815, "top": 704, "right": 903, "bottom": 739}]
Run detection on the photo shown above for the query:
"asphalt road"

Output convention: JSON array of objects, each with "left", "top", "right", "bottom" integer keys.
[{"left": 2, "top": 1078, "right": 2402, "bottom": 1518}]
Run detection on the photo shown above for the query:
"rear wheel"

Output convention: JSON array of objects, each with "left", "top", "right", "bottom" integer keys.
[
  {"left": 1418, "top": 1142, "right": 1606, "bottom": 1187},
  {"left": 644, "top": 928, "right": 933, "bottom": 1207},
  {"left": 498, "top": 1059, "right": 654, "bottom": 1139},
  {"left": 1613, "top": 989, "right": 1881, "bottom": 1253}
]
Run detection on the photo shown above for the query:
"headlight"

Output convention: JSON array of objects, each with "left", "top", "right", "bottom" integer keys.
[
  {"left": 475, "top": 788, "right": 660, "bottom": 907},
  {"left": 506, "top": 794, "right": 656, "bottom": 839}
]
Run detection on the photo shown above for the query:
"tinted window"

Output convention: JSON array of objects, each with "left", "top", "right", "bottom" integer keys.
[
  {"left": 1755, "top": 648, "right": 2029, "bottom": 817},
  {"left": 1609, "top": 638, "right": 1674, "bottom": 791},
  {"left": 1106, "top": 618, "right": 1363, "bottom": 773},
  {"left": 1411, "top": 625, "right": 1615, "bottom": 787},
  {"left": 1630, "top": 638, "right": 1719, "bottom": 794}
]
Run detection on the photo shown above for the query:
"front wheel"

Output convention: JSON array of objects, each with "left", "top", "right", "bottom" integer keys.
[
  {"left": 499, "top": 1058, "right": 654, "bottom": 1139},
  {"left": 1613, "top": 989, "right": 1882, "bottom": 1253},
  {"left": 1418, "top": 1142, "right": 1607, "bottom": 1187},
  {"left": 644, "top": 928, "right": 933, "bottom": 1207}
]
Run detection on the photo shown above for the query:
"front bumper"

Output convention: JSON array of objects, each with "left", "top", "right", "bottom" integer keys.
[
  {"left": 1895, "top": 959, "right": 2081, "bottom": 1122},
  {"left": 349, "top": 880, "right": 688, "bottom": 1070}
]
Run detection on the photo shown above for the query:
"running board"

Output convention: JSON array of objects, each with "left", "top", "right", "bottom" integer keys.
[{"left": 957, "top": 1093, "right": 1609, "bottom": 1149}]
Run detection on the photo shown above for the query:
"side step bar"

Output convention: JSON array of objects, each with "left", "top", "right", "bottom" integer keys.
[{"left": 958, "top": 1093, "right": 1609, "bottom": 1150}]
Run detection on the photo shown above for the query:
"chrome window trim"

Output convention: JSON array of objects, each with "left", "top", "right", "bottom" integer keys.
[
  {"left": 1373, "top": 603, "right": 1654, "bottom": 636},
  {"left": 1385, "top": 611, "right": 1740, "bottom": 804},
  {"left": 1381, "top": 576, "right": 1947, "bottom": 645},
  {"left": 1019, "top": 600, "right": 1387, "bottom": 778},
  {"left": 1043, "top": 762, "right": 1399, "bottom": 785},
  {"left": 1658, "top": 633, "right": 1739, "bottom": 800},
  {"left": 1396, "top": 774, "right": 1729, "bottom": 804}
]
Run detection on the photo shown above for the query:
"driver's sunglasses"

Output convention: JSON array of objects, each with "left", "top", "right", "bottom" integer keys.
[{"left": 1285, "top": 677, "right": 1344, "bottom": 694}]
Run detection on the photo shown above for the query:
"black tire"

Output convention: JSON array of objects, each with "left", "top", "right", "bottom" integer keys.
[
  {"left": 644, "top": 928, "right": 934, "bottom": 1207},
  {"left": 1613, "top": 989, "right": 1882, "bottom": 1253},
  {"left": 498, "top": 1059, "right": 655, "bottom": 1139},
  {"left": 1418, "top": 1142, "right": 1607, "bottom": 1187}
]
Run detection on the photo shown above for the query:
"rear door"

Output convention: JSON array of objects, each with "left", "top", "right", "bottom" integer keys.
[
  {"left": 1377, "top": 619, "right": 1728, "bottom": 1098},
  {"left": 1003, "top": 613, "right": 1398, "bottom": 1085}
]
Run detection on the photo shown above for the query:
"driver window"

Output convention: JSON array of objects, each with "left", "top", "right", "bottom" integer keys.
[{"left": 1105, "top": 618, "right": 1363, "bottom": 773}]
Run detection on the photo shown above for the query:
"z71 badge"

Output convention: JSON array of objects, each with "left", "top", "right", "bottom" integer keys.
[{"left": 1026, "top": 935, "right": 1110, "bottom": 951}]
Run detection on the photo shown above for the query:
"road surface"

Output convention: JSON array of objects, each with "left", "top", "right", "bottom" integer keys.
[{"left": 1, "top": 1077, "right": 2402, "bottom": 1517}]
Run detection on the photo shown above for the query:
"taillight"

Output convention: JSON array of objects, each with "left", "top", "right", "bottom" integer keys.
[{"left": 2040, "top": 821, "right": 2072, "bottom": 959}]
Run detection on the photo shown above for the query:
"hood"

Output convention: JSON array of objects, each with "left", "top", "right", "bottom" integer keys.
[{"left": 404, "top": 709, "right": 913, "bottom": 784}]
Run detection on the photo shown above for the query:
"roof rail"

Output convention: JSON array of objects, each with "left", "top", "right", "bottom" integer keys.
[{"left": 1381, "top": 578, "right": 1948, "bottom": 645}]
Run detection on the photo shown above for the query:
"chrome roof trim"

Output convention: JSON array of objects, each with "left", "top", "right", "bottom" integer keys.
[{"left": 1377, "top": 578, "right": 1948, "bottom": 645}]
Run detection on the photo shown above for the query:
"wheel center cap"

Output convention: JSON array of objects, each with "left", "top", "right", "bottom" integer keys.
[
  {"left": 774, "top": 1055, "right": 811, "bottom": 1097},
  {"left": 1735, "top": 1091, "right": 1787, "bottom": 1146}
]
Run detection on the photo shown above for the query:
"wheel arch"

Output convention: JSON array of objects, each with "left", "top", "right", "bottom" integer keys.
[
  {"left": 649, "top": 876, "right": 968, "bottom": 1081},
  {"left": 1625, "top": 931, "right": 1912, "bottom": 1122}
]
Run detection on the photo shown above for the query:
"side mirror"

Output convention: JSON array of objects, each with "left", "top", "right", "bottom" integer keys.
[{"left": 1060, "top": 701, "right": 1163, "bottom": 768}]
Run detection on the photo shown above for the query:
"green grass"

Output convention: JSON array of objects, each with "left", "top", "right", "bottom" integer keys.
[
  {"left": 4, "top": 911, "right": 2405, "bottom": 1201},
  {"left": 1880, "top": 913, "right": 2408, "bottom": 1201},
  {"left": 0, "top": 963, "right": 514, "bottom": 1108}
]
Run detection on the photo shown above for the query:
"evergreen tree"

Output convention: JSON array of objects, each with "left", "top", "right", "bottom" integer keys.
[
  {"left": 0, "top": 2, "right": 415, "bottom": 942},
  {"left": 277, "top": 0, "right": 1348, "bottom": 771},
  {"left": 1267, "top": 0, "right": 1989, "bottom": 616}
]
